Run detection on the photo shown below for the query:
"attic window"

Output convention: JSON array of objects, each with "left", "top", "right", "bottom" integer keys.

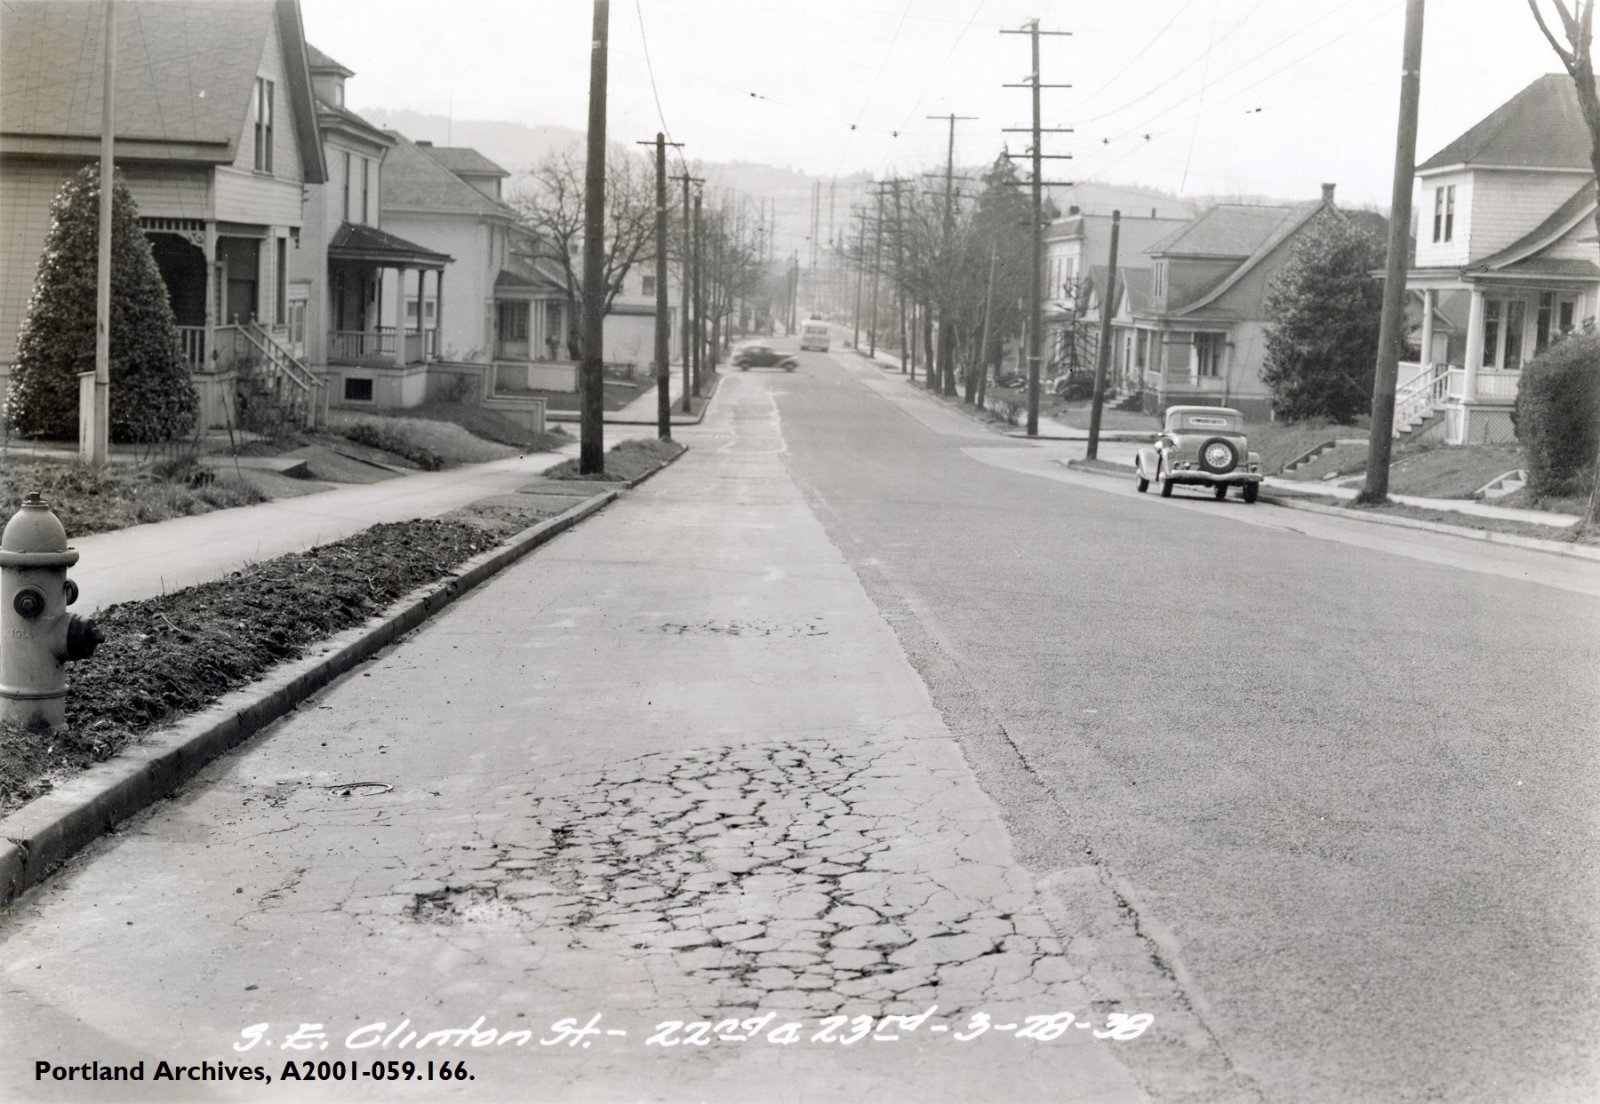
[{"left": 253, "top": 77, "right": 275, "bottom": 174}]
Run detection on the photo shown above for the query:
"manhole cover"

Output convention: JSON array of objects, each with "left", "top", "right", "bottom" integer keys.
[{"left": 325, "top": 782, "right": 393, "bottom": 798}]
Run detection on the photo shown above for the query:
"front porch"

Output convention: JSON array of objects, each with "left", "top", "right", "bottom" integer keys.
[{"left": 492, "top": 270, "right": 577, "bottom": 393}]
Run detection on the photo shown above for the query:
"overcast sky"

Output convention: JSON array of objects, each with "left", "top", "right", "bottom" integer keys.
[{"left": 299, "top": 0, "right": 1572, "bottom": 209}]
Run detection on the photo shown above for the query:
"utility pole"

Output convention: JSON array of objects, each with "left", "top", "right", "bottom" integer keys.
[
  {"left": 86, "top": 0, "right": 115, "bottom": 466},
  {"left": 1359, "top": 0, "right": 1425, "bottom": 505},
  {"left": 578, "top": 0, "right": 609, "bottom": 474},
  {"left": 869, "top": 189, "right": 884, "bottom": 357},
  {"left": 886, "top": 179, "right": 911, "bottom": 374},
  {"left": 929, "top": 114, "right": 977, "bottom": 396},
  {"left": 852, "top": 207, "right": 867, "bottom": 348},
  {"left": 1002, "top": 18, "right": 1072, "bottom": 436},
  {"left": 639, "top": 133, "right": 682, "bottom": 439},
  {"left": 692, "top": 186, "right": 703, "bottom": 395},
  {"left": 1087, "top": 210, "right": 1120, "bottom": 459},
  {"left": 671, "top": 170, "right": 703, "bottom": 412}
]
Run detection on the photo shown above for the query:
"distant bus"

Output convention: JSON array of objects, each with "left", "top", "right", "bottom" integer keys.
[{"left": 799, "top": 319, "right": 831, "bottom": 352}]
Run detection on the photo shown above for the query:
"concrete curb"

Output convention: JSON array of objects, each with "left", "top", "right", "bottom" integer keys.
[
  {"left": 1061, "top": 458, "right": 1600, "bottom": 563},
  {"left": 0, "top": 489, "right": 622, "bottom": 907}
]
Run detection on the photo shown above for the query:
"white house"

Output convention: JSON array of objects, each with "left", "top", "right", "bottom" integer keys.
[{"left": 1399, "top": 74, "right": 1599, "bottom": 445}]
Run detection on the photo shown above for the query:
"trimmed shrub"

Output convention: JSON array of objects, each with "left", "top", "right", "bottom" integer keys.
[
  {"left": 4, "top": 166, "right": 197, "bottom": 442},
  {"left": 1514, "top": 330, "right": 1600, "bottom": 499}
]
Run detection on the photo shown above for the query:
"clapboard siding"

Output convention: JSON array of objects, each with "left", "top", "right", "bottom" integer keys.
[
  {"left": 118, "top": 165, "right": 212, "bottom": 220},
  {"left": 229, "top": 14, "right": 304, "bottom": 185},
  {"left": 0, "top": 161, "right": 79, "bottom": 367},
  {"left": 1414, "top": 172, "right": 1474, "bottom": 268},
  {"left": 1467, "top": 170, "right": 1591, "bottom": 261},
  {"left": 214, "top": 168, "right": 302, "bottom": 226}
]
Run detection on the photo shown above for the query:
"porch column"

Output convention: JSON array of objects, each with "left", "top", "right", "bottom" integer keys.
[
  {"left": 1420, "top": 289, "right": 1435, "bottom": 367},
  {"left": 416, "top": 269, "right": 426, "bottom": 359},
  {"left": 436, "top": 269, "right": 446, "bottom": 361},
  {"left": 203, "top": 221, "right": 217, "bottom": 368},
  {"left": 1462, "top": 288, "right": 1484, "bottom": 403},
  {"left": 393, "top": 264, "right": 408, "bottom": 367}
]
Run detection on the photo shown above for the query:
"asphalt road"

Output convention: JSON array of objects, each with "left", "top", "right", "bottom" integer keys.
[{"left": 772, "top": 346, "right": 1600, "bottom": 1103}]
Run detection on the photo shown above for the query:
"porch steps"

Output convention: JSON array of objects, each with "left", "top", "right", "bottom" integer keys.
[
  {"left": 1395, "top": 409, "right": 1446, "bottom": 445},
  {"left": 236, "top": 322, "right": 325, "bottom": 434}
]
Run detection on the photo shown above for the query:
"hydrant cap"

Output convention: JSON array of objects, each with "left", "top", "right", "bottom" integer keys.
[{"left": 1, "top": 492, "right": 69, "bottom": 554}]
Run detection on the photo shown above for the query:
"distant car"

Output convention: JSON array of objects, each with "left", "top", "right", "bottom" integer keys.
[
  {"left": 799, "top": 320, "right": 831, "bottom": 352},
  {"left": 732, "top": 343, "right": 798, "bottom": 371},
  {"left": 1134, "top": 405, "right": 1262, "bottom": 502}
]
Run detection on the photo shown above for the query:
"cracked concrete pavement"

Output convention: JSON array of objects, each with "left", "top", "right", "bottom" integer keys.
[{"left": 0, "top": 375, "right": 1167, "bottom": 1102}]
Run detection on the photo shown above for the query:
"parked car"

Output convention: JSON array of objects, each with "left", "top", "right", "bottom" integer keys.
[
  {"left": 1134, "top": 405, "right": 1262, "bottom": 502},
  {"left": 732, "top": 343, "right": 798, "bottom": 371}
]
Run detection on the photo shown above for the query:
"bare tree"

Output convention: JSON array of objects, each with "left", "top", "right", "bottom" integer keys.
[
  {"left": 511, "top": 146, "right": 657, "bottom": 359},
  {"left": 1527, "top": 0, "right": 1600, "bottom": 526}
]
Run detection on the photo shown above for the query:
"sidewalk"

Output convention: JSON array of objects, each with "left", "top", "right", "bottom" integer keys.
[
  {"left": 546, "top": 364, "right": 711, "bottom": 425},
  {"left": 64, "top": 448, "right": 579, "bottom": 613}
]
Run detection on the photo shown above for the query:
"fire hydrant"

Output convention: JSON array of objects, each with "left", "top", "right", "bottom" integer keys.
[{"left": 0, "top": 493, "right": 102, "bottom": 731}]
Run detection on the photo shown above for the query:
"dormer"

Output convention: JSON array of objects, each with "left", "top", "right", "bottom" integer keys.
[
  {"left": 306, "top": 43, "right": 354, "bottom": 109},
  {"left": 415, "top": 144, "right": 511, "bottom": 202}
]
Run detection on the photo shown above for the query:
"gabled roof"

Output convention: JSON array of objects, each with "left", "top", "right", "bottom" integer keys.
[
  {"left": 419, "top": 144, "right": 510, "bottom": 179},
  {"left": 1118, "top": 268, "right": 1153, "bottom": 314},
  {"left": 305, "top": 42, "right": 354, "bottom": 77},
  {"left": 1469, "top": 180, "right": 1597, "bottom": 272},
  {"left": 381, "top": 132, "right": 520, "bottom": 219},
  {"left": 1418, "top": 74, "right": 1593, "bottom": 172},
  {"left": 329, "top": 222, "right": 450, "bottom": 267},
  {"left": 1148, "top": 203, "right": 1314, "bottom": 258},
  {"left": 1163, "top": 200, "right": 1350, "bottom": 317},
  {"left": 0, "top": 0, "right": 325, "bottom": 181}
]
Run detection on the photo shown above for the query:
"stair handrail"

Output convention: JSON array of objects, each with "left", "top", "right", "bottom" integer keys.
[
  {"left": 1394, "top": 360, "right": 1450, "bottom": 427},
  {"left": 239, "top": 320, "right": 321, "bottom": 395}
]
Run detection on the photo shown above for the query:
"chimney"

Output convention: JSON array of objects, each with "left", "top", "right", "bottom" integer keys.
[{"left": 1321, "top": 182, "right": 1336, "bottom": 206}]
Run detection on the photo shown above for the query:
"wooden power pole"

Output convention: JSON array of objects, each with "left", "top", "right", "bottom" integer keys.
[
  {"left": 1086, "top": 210, "right": 1120, "bottom": 459},
  {"left": 1359, "top": 0, "right": 1425, "bottom": 505},
  {"left": 578, "top": 0, "right": 610, "bottom": 474},
  {"left": 639, "top": 133, "right": 682, "bottom": 439},
  {"left": 1002, "top": 18, "right": 1072, "bottom": 437}
]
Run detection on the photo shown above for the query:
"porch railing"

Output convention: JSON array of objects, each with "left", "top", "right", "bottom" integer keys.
[
  {"left": 175, "top": 326, "right": 206, "bottom": 370},
  {"left": 329, "top": 328, "right": 432, "bottom": 365},
  {"left": 1394, "top": 360, "right": 1451, "bottom": 434},
  {"left": 1444, "top": 367, "right": 1521, "bottom": 404}
]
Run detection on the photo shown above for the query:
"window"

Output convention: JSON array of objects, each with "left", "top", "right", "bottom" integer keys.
[
  {"left": 641, "top": 274, "right": 656, "bottom": 296},
  {"left": 1135, "top": 330, "right": 1147, "bottom": 369},
  {"left": 1433, "top": 188, "right": 1443, "bottom": 242},
  {"left": 1195, "top": 332, "right": 1225, "bottom": 378},
  {"left": 361, "top": 158, "right": 370, "bottom": 224},
  {"left": 1153, "top": 262, "right": 1166, "bottom": 301},
  {"left": 342, "top": 152, "right": 351, "bottom": 222},
  {"left": 497, "top": 301, "right": 529, "bottom": 340},
  {"left": 286, "top": 300, "right": 306, "bottom": 348},
  {"left": 1444, "top": 185, "right": 1455, "bottom": 242},
  {"left": 343, "top": 377, "right": 374, "bottom": 402},
  {"left": 275, "top": 237, "right": 287, "bottom": 325},
  {"left": 1503, "top": 299, "right": 1524, "bottom": 368},
  {"left": 253, "top": 78, "right": 274, "bottom": 173},
  {"left": 1481, "top": 297, "right": 1528, "bottom": 370},
  {"left": 405, "top": 297, "right": 436, "bottom": 325}
]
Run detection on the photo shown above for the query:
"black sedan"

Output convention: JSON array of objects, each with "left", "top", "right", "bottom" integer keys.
[{"left": 732, "top": 343, "right": 798, "bottom": 371}]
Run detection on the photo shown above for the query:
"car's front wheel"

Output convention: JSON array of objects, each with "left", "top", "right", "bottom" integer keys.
[
  {"left": 1135, "top": 469, "right": 1149, "bottom": 493},
  {"left": 1158, "top": 458, "right": 1174, "bottom": 498}
]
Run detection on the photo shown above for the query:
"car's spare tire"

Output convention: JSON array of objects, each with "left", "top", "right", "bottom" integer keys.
[{"left": 1198, "top": 437, "right": 1240, "bottom": 475}]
